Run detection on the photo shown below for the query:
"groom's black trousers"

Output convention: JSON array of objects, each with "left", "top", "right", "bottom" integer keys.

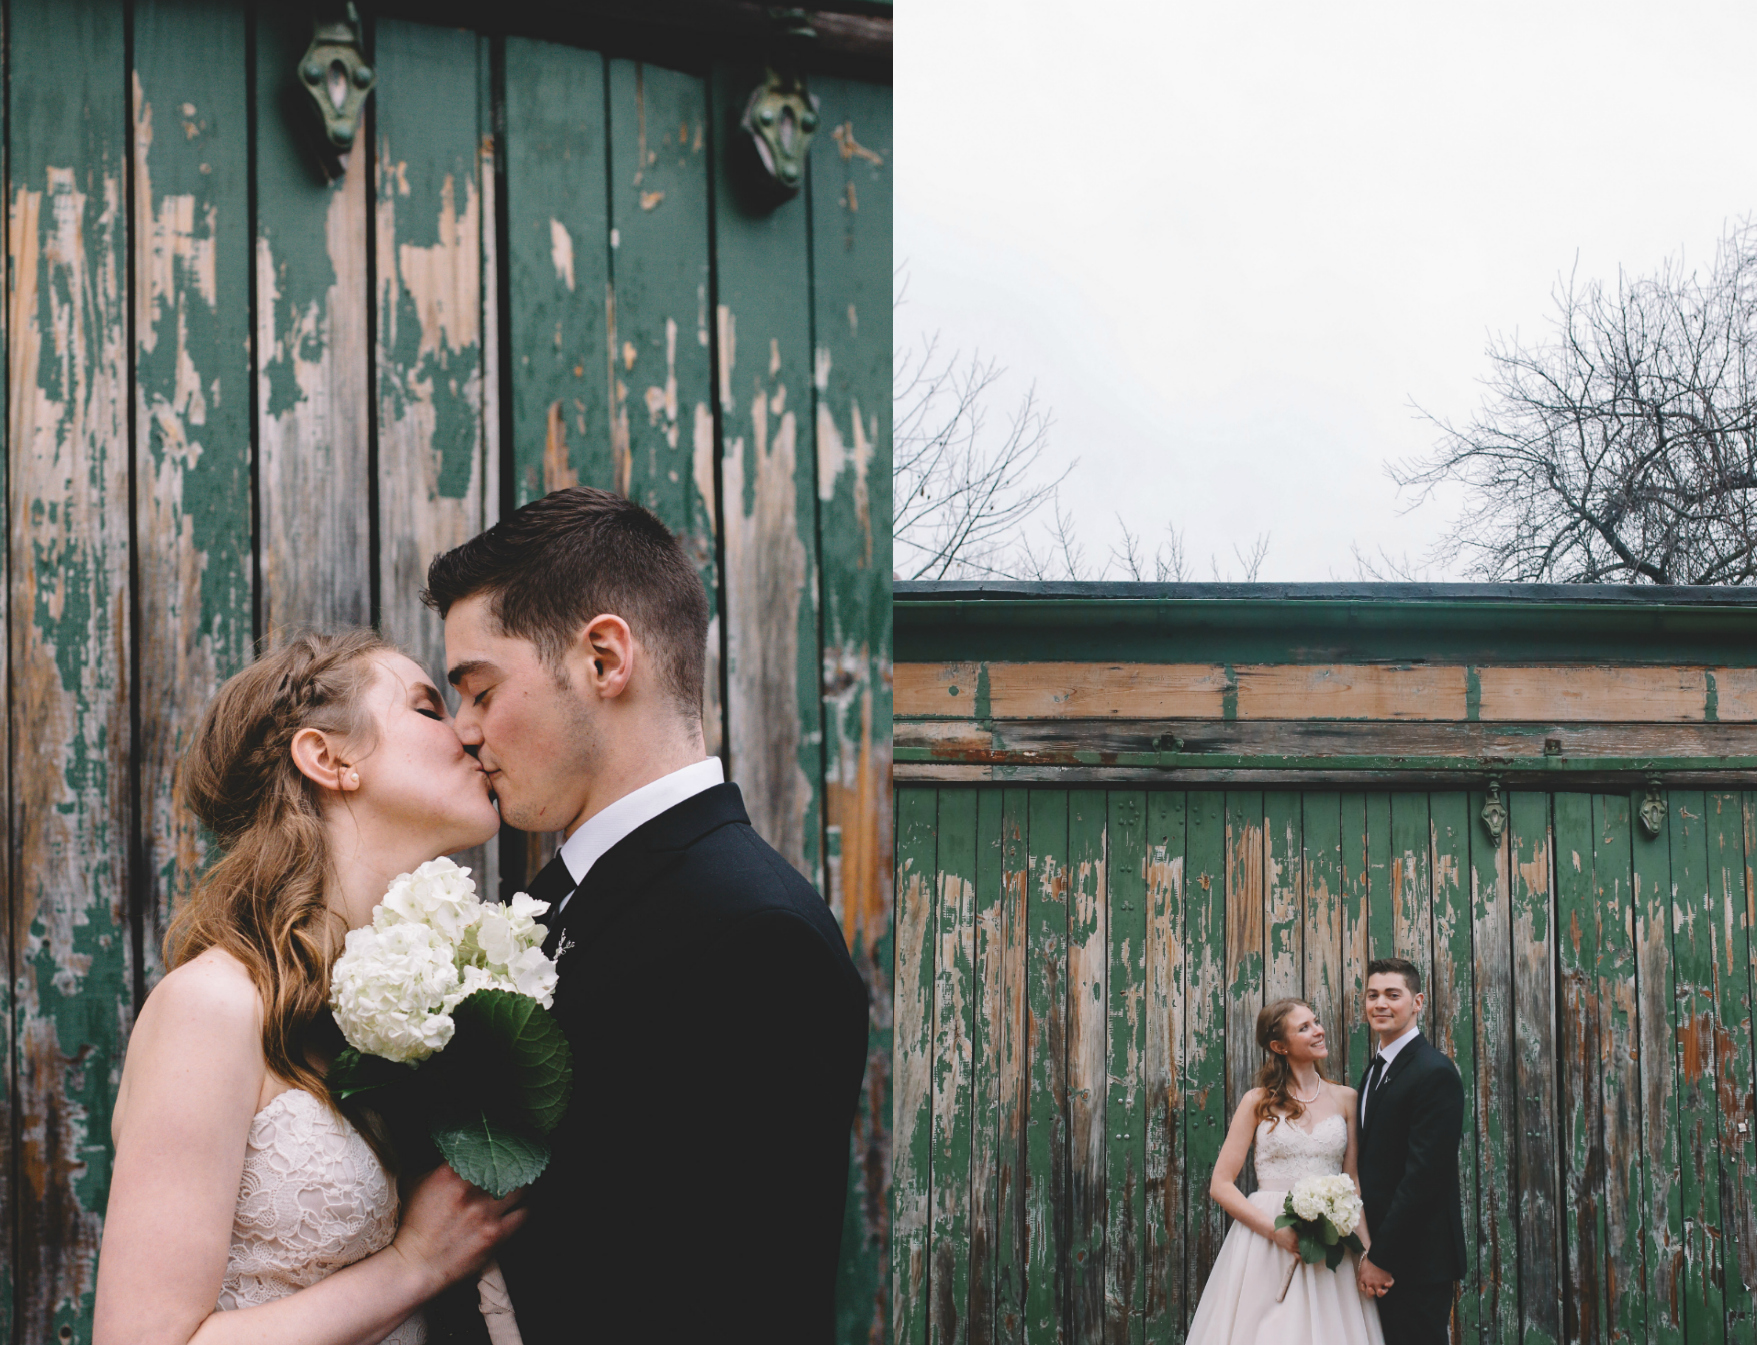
[{"left": 1376, "top": 1279, "right": 1455, "bottom": 1345}]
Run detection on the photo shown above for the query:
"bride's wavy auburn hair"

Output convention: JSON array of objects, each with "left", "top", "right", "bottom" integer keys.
[
  {"left": 166, "top": 629, "right": 393, "bottom": 1109},
  {"left": 1254, "top": 997, "right": 1326, "bottom": 1131}
]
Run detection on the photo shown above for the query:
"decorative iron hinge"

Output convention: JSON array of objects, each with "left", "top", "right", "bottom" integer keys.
[
  {"left": 1639, "top": 777, "right": 1667, "bottom": 838},
  {"left": 735, "top": 11, "right": 822, "bottom": 203},
  {"left": 298, "top": 4, "right": 376, "bottom": 178},
  {"left": 1480, "top": 777, "right": 1507, "bottom": 847}
]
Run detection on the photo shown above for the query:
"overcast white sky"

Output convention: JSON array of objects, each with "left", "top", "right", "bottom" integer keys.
[{"left": 896, "top": 1, "right": 1757, "bottom": 580}]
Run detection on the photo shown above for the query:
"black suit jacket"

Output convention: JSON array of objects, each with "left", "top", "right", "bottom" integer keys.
[
  {"left": 438, "top": 783, "right": 869, "bottom": 1343},
  {"left": 1355, "top": 1032, "right": 1468, "bottom": 1286}
]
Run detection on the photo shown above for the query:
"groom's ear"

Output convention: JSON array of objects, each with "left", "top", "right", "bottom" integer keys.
[{"left": 577, "top": 613, "right": 635, "bottom": 699}]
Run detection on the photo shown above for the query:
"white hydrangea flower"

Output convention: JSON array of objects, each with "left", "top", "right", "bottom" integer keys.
[
  {"left": 1290, "top": 1184, "right": 1326, "bottom": 1222},
  {"left": 329, "top": 856, "right": 561, "bottom": 1062}
]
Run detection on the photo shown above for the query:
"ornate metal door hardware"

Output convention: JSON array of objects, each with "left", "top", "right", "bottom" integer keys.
[{"left": 297, "top": 4, "right": 375, "bottom": 178}]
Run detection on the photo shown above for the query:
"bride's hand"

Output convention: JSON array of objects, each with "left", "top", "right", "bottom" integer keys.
[
  {"left": 388, "top": 1164, "right": 528, "bottom": 1295},
  {"left": 1267, "top": 1225, "right": 1300, "bottom": 1254}
]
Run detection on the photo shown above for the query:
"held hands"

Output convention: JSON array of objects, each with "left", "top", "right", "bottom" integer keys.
[
  {"left": 389, "top": 1164, "right": 528, "bottom": 1296},
  {"left": 1356, "top": 1253, "right": 1394, "bottom": 1299}
]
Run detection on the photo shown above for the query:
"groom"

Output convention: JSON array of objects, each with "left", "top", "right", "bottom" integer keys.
[
  {"left": 1353, "top": 957, "right": 1467, "bottom": 1345},
  {"left": 424, "top": 487, "right": 870, "bottom": 1342}
]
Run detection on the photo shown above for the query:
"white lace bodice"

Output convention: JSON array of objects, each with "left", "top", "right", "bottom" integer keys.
[
  {"left": 1252, "top": 1112, "right": 1347, "bottom": 1191},
  {"left": 219, "top": 1088, "right": 425, "bottom": 1343}
]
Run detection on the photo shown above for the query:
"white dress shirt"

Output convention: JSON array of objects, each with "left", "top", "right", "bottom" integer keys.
[
  {"left": 555, "top": 756, "right": 725, "bottom": 912},
  {"left": 1360, "top": 1023, "right": 1420, "bottom": 1125}
]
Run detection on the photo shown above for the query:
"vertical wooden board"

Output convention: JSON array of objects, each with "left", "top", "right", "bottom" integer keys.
[
  {"left": 1262, "top": 790, "right": 1301, "bottom": 1005},
  {"left": 708, "top": 63, "right": 823, "bottom": 887},
  {"left": 1023, "top": 790, "right": 1071, "bottom": 1345},
  {"left": 1669, "top": 790, "right": 1726, "bottom": 1342},
  {"left": 1182, "top": 790, "right": 1229, "bottom": 1296},
  {"left": 1222, "top": 793, "right": 1264, "bottom": 1158},
  {"left": 1389, "top": 791, "right": 1434, "bottom": 985},
  {"left": 1591, "top": 794, "right": 1646, "bottom": 1345},
  {"left": 1102, "top": 791, "right": 1147, "bottom": 1345},
  {"left": 1553, "top": 791, "right": 1605, "bottom": 1345},
  {"left": 1140, "top": 791, "right": 1186, "bottom": 1341},
  {"left": 502, "top": 36, "right": 611, "bottom": 506},
  {"left": 1708, "top": 792, "right": 1757, "bottom": 1338},
  {"left": 0, "top": 0, "right": 9, "bottom": 1320},
  {"left": 1338, "top": 792, "right": 1372, "bottom": 1085},
  {"left": 1066, "top": 790, "right": 1108, "bottom": 1343},
  {"left": 1301, "top": 793, "right": 1343, "bottom": 1078},
  {"left": 1469, "top": 788, "right": 1519, "bottom": 1345},
  {"left": 930, "top": 789, "right": 979, "bottom": 1342},
  {"left": 1510, "top": 791, "right": 1561, "bottom": 1345},
  {"left": 131, "top": 0, "right": 253, "bottom": 984},
  {"left": 992, "top": 788, "right": 1032, "bottom": 1343},
  {"left": 893, "top": 788, "right": 938, "bottom": 1344},
  {"left": 1364, "top": 792, "right": 1394, "bottom": 961},
  {"left": 1633, "top": 787, "right": 1685, "bottom": 1345},
  {"left": 372, "top": 21, "right": 487, "bottom": 680},
  {"left": 968, "top": 788, "right": 1006, "bottom": 1341},
  {"left": 8, "top": 1, "right": 130, "bottom": 1335},
  {"left": 253, "top": 4, "right": 370, "bottom": 632},
  {"left": 1427, "top": 789, "right": 1479, "bottom": 1345},
  {"left": 811, "top": 75, "right": 893, "bottom": 1345}
]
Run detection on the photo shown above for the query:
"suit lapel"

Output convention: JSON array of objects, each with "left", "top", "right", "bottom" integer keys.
[{"left": 1360, "top": 1032, "right": 1426, "bottom": 1136}]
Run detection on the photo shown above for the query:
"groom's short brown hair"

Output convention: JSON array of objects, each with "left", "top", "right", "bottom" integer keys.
[
  {"left": 1366, "top": 957, "right": 1422, "bottom": 995},
  {"left": 422, "top": 486, "right": 710, "bottom": 722}
]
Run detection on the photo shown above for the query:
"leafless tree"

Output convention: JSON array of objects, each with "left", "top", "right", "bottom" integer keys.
[
  {"left": 893, "top": 331, "right": 1069, "bottom": 579},
  {"left": 1394, "top": 227, "right": 1757, "bottom": 584},
  {"left": 1347, "top": 543, "right": 1430, "bottom": 582}
]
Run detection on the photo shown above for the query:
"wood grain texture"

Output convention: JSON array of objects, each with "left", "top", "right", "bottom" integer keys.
[
  {"left": 1365, "top": 792, "right": 1394, "bottom": 962},
  {"left": 966, "top": 788, "right": 1013, "bottom": 1341},
  {"left": 992, "top": 789, "right": 1032, "bottom": 1342},
  {"left": 131, "top": 0, "right": 253, "bottom": 985},
  {"left": 1707, "top": 792, "right": 1756, "bottom": 1337},
  {"left": 1511, "top": 791, "right": 1562, "bottom": 1345},
  {"left": 1140, "top": 791, "right": 1187, "bottom": 1339},
  {"left": 1301, "top": 793, "right": 1345, "bottom": 1077},
  {"left": 893, "top": 788, "right": 937, "bottom": 1345},
  {"left": 1470, "top": 787, "right": 1519, "bottom": 1345},
  {"left": 929, "top": 789, "right": 978, "bottom": 1342},
  {"left": 254, "top": 5, "right": 369, "bottom": 632},
  {"left": 1390, "top": 790, "right": 1433, "bottom": 979},
  {"left": 1066, "top": 790, "right": 1108, "bottom": 1343},
  {"left": 809, "top": 75, "right": 894, "bottom": 1345},
  {"left": 1427, "top": 790, "right": 1478, "bottom": 1345},
  {"left": 1104, "top": 792, "right": 1149, "bottom": 1345},
  {"left": 1023, "top": 789, "right": 1070, "bottom": 1344},
  {"left": 1339, "top": 793, "right": 1373, "bottom": 1084},
  {"left": 1263, "top": 791, "right": 1301, "bottom": 1003},
  {"left": 1476, "top": 665, "right": 1709, "bottom": 722},
  {"left": 1222, "top": 793, "right": 1264, "bottom": 1191},
  {"left": 8, "top": 3, "right": 130, "bottom": 1335},
  {"left": 1235, "top": 663, "right": 1468, "bottom": 720},
  {"left": 1182, "top": 790, "right": 1228, "bottom": 1298}
]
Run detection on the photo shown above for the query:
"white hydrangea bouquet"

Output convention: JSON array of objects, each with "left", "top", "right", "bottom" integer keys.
[
  {"left": 1274, "top": 1172, "right": 1365, "bottom": 1300},
  {"left": 327, "top": 857, "right": 572, "bottom": 1198}
]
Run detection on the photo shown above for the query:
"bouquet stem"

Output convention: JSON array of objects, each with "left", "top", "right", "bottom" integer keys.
[{"left": 1277, "top": 1251, "right": 1299, "bottom": 1303}]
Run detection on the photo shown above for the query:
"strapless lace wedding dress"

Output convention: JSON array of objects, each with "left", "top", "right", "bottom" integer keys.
[
  {"left": 218, "top": 1088, "right": 425, "bottom": 1343},
  {"left": 1185, "top": 1113, "right": 1384, "bottom": 1345}
]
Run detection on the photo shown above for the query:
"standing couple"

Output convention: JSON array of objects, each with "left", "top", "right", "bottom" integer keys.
[
  {"left": 94, "top": 487, "right": 870, "bottom": 1343},
  {"left": 1185, "top": 958, "right": 1468, "bottom": 1345}
]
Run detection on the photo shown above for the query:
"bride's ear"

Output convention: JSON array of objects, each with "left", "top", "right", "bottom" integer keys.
[{"left": 291, "top": 726, "right": 357, "bottom": 793}]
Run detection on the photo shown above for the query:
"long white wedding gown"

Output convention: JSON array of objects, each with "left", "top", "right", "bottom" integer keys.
[
  {"left": 1184, "top": 1112, "right": 1385, "bottom": 1345},
  {"left": 217, "top": 1087, "right": 426, "bottom": 1343}
]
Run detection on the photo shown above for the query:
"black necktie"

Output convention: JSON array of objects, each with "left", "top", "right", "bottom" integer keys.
[
  {"left": 524, "top": 852, "right": 578, "bottom": 911},
  {"left": 1362, "top": 1054, "right": 1386, "bottom": 1126}
]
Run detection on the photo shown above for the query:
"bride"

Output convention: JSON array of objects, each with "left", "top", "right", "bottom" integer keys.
[
  {"left": 1185, "top": 998, "right": 1385, "bottom": 1345},
  {"left": 94, "top": 632, "right": 524, "bottom": 1344}
]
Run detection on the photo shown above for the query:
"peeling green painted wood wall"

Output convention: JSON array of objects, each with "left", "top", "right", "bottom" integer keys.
[
  {"left": 2, "top": 4, "right": 892, "bottom": 1340},
  {"left": 895, "top": 785, "right": 1757, "bottom": 1344}
]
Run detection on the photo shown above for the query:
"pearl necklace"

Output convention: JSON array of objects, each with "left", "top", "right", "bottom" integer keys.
[{"left": 1288, "top": 1079, "right": 1323, "bottom": 1104}]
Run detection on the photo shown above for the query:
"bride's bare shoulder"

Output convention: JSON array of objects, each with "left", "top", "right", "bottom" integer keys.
[{"left": 131, "top": 948, "right": 262, "bottom": 1048}]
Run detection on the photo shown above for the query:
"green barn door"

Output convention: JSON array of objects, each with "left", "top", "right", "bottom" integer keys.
[{"left": 894, "top": 785, "right": 1757, "bottom": 1345}]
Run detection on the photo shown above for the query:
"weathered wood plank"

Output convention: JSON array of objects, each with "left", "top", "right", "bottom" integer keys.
[
  {"left": 894, "top": 788, "right": 938, "bottom": 1344},
  {"left": 131, "top": 0, "right": 253, "bottom": 985},
  {"left": 1140, "top": 791, "right": 1186, "bottom": 1340},
  {"left": 992, "top": 788, "right": 1032, "bottom": 1343},
  {"left": 1669, "top": 790, "right": 1726, "bottom": 1342},
  {"left": 1102, "top": 791, "right": 1147, "bottom": 1345},
  {"left": 1301, "top": 793, "right": 1344, "bottom": 1077},
  {"left": 1469, "top": 787, "right": 1519, "bottom": 1345},
  {"left": 1222, "top": 792, "right": 1264, "bottom": 1189},
  {"left": 1477, "top": 665, "right": 1709, "bottom": 722},
  {"left": 1708, "top": 791, "right": 1756, "bottom": 1338},
  {"left": 0, "top": 3, "right": 10, "bottom": 1322},
  {"left": 809, "top": 73, "right": 893, "bottom": 1345},
  {"left": 1633, "top": 785, "right": 1686, "bottom": 1345},
  {"left": 1364, "top": 792, "right": 1394, "bottom": 962},
  {"left": 8, "top": 2, "right": 130, "bottom": 1335},
  {"left": 1237, "top": 663, "right": 1468, "bottom": 720},
  {"left": 968, "top": 787, "right": 1007, "bottom": 1341},
  {"left": 1182, "top": 790, "right": 1228, "bottom": 1297},
  {"left": 1389, "top": 791, "right": 1433, "bottom": 984},
  {"left": 502, "top": 35, "right": 612, "bottom": 507},
  {"left": 1427, "top": 789, "right": 1478, "bottom": 1345},
  {"left": 1023, "top": 790, "right": 1071, "bottom": 1344},
  {"left": 1554, "top": 791, "right": 1606, "bottom": 1345},
  {"left": 1066, "top": 790, "right": 1108, "bottom": 1343},
  {"left": 1338, "top": 792, "right": 1372, "bottom": 1084},
  {"left": 1591, "top": 793, "right": 1646, "bottom": 1345},
  {"left": 1510, "top": 791, "right": 1561, "bottom": 1345},
  {"left": 708, "top": 62, "right": 822, "bottom": 884},
  {"left": 254, "top": 5, "right": 370, "bottom": 631},
  {"left": 1263, "top": 791, "right": 1301, "bottom": 1003},
  {"left": 930, "top": 789, "right": 978, "bottom": 1342}
]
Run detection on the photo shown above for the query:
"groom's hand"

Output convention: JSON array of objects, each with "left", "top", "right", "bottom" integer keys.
[{"left": 1357, "top": 1255, "right": 1394, "bottom": 1298}]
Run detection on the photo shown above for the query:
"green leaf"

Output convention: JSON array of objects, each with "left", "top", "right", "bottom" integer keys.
[
  {"left": 1321, "top": 1221, "right": 1340, "bottom": 1245},
  {"left": 1343, "top": 1233, "right": 1365, "bottom": 1255},
  {"left": 432, "top": 1113, "right": 552, "bottom": 1198},
  {"left": 452, "top": 989, "right": 574, "bottom": 1133},
  {"left": 1298, "top": 1232, "right": 1327, "bottom": 1265},
  {"left": 1325, "top": 1242, "right": 1346, "bottom": 1271},
  {"left": 328, "top": 1046, "right": 410, "bottom": 1101},
  {"left": 1274, "top": 1212, "right": 1297, "bottom": 1230}
]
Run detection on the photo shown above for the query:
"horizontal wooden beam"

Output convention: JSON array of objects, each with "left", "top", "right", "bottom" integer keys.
[
  {"left": 895, "top": 763, "right": 1757, "bottom": 788},
  {"left": 896, "top": 662, "right": 1757, "bottom": 724}
]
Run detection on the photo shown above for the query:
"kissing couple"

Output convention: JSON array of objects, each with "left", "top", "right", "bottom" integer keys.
[
  {"left": 93, "top": 487, "right": 871, "bottom": 1344},
  {"left": 1183, "top": 959, "right": 1469, "bottom": 1345}
]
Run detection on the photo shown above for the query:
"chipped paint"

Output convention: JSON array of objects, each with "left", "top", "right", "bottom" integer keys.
[
  {"left": 549, "top": 217, "right": 575, "bottom": 291},
  {"left": 641, "top": 315, "right": 678, "bottom": 446},
  {"left": 832, "top": 121, "right": 886, "bottom": 165}
]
